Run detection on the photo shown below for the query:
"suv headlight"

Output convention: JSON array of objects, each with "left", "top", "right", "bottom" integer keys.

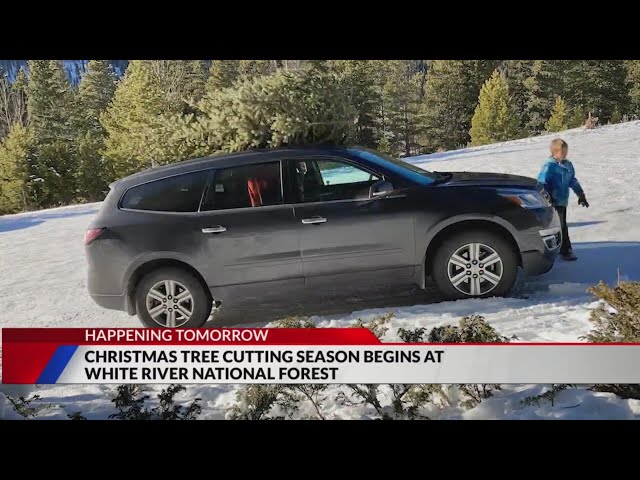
[{"left": 498, "top": 189, "right": 550, "bottom": 209}]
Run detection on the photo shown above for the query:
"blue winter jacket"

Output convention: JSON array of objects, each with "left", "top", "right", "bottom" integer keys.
[{"left": 537, "top": 157, "right": 584, "bottom": 207}]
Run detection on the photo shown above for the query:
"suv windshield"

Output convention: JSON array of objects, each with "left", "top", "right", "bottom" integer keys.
[{"left": 346, "top": 148, "right": 441, "bottom": 185}]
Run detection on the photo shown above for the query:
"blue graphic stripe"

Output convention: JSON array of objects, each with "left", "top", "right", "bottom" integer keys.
[{"left": 37, "top": 345, "right": 78, "bottom": 384}]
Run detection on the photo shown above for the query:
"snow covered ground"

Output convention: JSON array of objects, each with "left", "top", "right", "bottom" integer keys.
[{"left": 1, "top": 121, "right": 640, "bottom": 419}]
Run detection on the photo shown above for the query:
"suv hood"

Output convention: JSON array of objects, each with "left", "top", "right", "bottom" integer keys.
[{"left": 436, "top": 171, "right": 539, "bottom": 189}]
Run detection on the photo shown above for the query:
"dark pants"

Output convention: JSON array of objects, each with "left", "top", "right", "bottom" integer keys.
[{"left": 554, "top": 205, "right": 572, "bottom": 254}]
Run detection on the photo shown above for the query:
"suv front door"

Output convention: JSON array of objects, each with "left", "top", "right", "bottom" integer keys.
[
  {"left": 285, "top": 157, "right": 416, "bottom": 290},
  {"left": 197, "top": 160, "right": 302, "bottom": 300}
]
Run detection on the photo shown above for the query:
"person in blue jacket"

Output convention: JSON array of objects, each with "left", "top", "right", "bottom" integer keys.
[{"left": 537, "top": 138, "right": 589, "bottom": 261}]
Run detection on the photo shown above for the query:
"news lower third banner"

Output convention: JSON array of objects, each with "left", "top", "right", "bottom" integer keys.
[{"left": 2, "top": 328, "right": 640, "bottom": 384}]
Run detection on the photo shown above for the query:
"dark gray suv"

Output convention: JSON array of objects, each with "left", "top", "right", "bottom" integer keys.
[{"left": 85, "top": 146, "right": 561, "bottom": 328}]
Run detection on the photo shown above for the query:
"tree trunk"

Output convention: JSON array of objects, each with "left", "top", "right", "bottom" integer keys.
[{"left": 418, "top": 60, "right": 428, "bottom": 101}]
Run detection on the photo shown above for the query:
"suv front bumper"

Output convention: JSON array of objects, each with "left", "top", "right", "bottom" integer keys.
[{"left": 521, "top": 225, "right": 562, "bottom": 275}]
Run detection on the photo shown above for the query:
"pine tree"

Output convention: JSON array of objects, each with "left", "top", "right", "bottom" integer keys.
[
  {"left": 376, "top": 134, "right": 392, "bottom": 155},
  {"left": 238, "top": 60, "right": 273, "bottom": 77},
  {"left": 143, "top": 61, "right": 204, "bottom": 112},
  {"left": 78, "top": 61, "right": 117, "bottom": 126},
  {"left": 568, "top": 105, "right": 585, "bottom": 128},
  {"left": 101, "top": 60, "right": 174, "bottom": 178},
  {"left": 303, "top": 60, "right": 329, "bottom": 72},
  {"left": 28, "top": 60, "right": 77, "bottom": 143},
  {"left": 206, "top": 60, "right": 274, "bottom": 95},
  {"left": 470, "top": 70, "right": 520, "bottom": 146},
  {"left": 521, "top": 60, "right": 567, "bottom": 133},
  {"left": 625, "top": 60, "right": 640, "bottom": 116},
  {"left": 421, "top": 60, "right": 499, "bottom": 151},
  {"left": 503, "top": 60, "right": 536, "bottom": 132},
  {"left": 76, "top": 60, "right": 117, "bottom": 200},
  {"left": 26, "top": 60, "right": 79, "bottom": 207},
  {"left": 564, "top": 60, "right": 629, "bottom": 122},
  {"left": 166, "top": 68, "right": 355, "bottom": 156},
  {"left": 416, "top": 60, "right": 431, "bottom": 101},
  {"left": 0, "top": 123, "right": 29, "bottom": 213},
  {"left": 206, "top": 60, "right": 241, "bottom": 92},
  {"left": 328, "top": 60, "right": 379, "bottom": 147},
  {"left": 380, "top": 61, "right": 422, "bottom": 156},
  {"left": 609, "top": 106, "right": 623, "bottom": 124},
  {"left": 183, "top": 60, "right": 208, "bottom": 103},
  {"left": 545, "top": 96, "right": 568, "bottom": 132}
]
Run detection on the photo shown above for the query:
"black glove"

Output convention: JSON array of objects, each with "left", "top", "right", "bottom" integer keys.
[{"left": 578, "top": 194, "right": 589, "bottom": 208}]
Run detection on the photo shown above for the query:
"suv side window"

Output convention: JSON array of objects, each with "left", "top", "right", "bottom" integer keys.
[
  {"left": 286, "top": 158, "right": 380, "bottom": 203},
  {"left": 202, "top": 161, "right": 283, "bottom": 211},
  {"left": 120, "top": 170, "right": 210, "bottom": 212}
]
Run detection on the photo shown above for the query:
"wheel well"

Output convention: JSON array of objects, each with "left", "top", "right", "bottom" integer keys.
[
  {"left": 424, "top": 220, "right": 521, "bottom": 277},
  {"left": 126, "top": 259, "right": 211, "bottom": 315}
]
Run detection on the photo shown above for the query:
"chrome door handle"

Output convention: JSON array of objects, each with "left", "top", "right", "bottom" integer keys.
[
  {"left": 301, "top": 216, "right": 327, "bottom": 225},
  {"left": 202, "top": 226, "right": 227, "bottom": 234}
]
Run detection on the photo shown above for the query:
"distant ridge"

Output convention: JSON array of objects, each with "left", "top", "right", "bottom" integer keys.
[{"left": 0, "top": 60, "right": 129, "bottom": 83}]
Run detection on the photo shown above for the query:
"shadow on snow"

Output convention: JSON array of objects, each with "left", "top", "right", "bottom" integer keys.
[
  {"left": 209, "top": 241, "right": 640, "bottom": 327},
  {"left": 567, "top": 221, "right": 607, "bottom": 228},
  {"left": 0, "top": 206, "right": 99, "bottom": 233}
]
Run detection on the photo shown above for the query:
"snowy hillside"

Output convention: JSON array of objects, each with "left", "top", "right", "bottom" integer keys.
[{"left": 1, "top": 121, "right": 640, "bottom": 419}]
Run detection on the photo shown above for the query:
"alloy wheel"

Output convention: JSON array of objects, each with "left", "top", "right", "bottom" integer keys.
[
  {"left": 145, "top": 280, "right": 194, "bottom": 327},
  {"left": 447, "top": 243, "right": 503, "bottom": 296}
]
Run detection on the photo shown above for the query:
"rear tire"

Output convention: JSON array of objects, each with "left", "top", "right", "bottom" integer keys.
[
  {"left": 431, "top": 230, "right": 518, "bottom": 300},
  {"left": 135, "top": 267, "right": 212, "bottom": 328}
]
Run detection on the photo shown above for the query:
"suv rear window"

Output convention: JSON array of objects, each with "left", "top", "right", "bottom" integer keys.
[{"left": 120, "top": 170, "right": 210, "bottom": 212}]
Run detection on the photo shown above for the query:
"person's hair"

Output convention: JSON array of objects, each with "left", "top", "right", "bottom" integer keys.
[{"left": 551, "top": 138, "right": 568, "bottom": 151}]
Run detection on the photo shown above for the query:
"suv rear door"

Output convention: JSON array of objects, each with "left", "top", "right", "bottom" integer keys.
[
  {"left": 197, "top": 159, "right": 303, "bottom": 299},
  {"left": 284, "top": 156, "right": 416, "bottom": 289}
]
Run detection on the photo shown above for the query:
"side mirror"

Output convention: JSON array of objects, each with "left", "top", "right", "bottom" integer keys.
[{"left": 369, "top": 180, "right": 394, "bottom": 198}]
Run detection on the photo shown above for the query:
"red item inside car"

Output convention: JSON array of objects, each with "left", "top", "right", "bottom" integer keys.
[{"left": 247, "top": 178, "right": 268, "bottom": 207}]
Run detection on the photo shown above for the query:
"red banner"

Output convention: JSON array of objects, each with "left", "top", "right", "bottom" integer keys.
[{"left": 2, "top": 327, "right": 381, "bottom": 345}]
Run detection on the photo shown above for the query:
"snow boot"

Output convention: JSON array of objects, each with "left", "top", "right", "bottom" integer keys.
[{"left": 560, "top": 251, "right": 577, "bottom": 261}]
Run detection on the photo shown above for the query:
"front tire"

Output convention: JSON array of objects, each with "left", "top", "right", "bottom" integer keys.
[
  {"left": 431, "top": 230, "right": 518, "bottom": 300},
  {"left": 135, "top": 267, "right": 212, "bottom": 328}
]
